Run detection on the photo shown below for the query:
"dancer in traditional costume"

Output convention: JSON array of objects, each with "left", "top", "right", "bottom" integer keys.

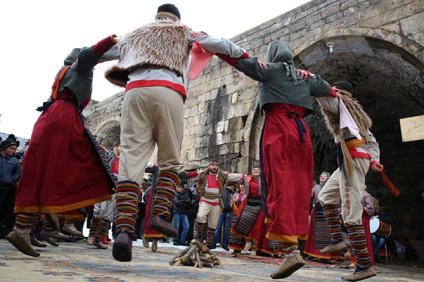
[
  {"left": 317, "top": 81, "right": 383, "bottom": 281},
  {"left": 7, "top": 35, "right": 118, "bottom": 257}
]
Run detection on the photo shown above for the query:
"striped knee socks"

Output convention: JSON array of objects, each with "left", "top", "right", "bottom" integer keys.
[
  {"left": 347, "top": 225, "right": 372, "bottom": 269},
  {"left": 152, "top": 170, "right": 179, "bottom": 222},
  {"left": 322, "top": 204, "right": 344, "bottom": 243},
  {"left": 114, "top": 181, "right": 140, "bottom": 235}
]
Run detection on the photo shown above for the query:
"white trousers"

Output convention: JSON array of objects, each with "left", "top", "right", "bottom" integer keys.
[{"left": 318, "top": 158, "right": 370, "bottom": 226}]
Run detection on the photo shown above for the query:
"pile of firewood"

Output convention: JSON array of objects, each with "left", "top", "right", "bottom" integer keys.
[{"left": 169, "top": 239, "right": 221, "bottom": 268}]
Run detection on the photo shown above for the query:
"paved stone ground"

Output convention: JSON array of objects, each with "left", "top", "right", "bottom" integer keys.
[{"left": 0, "top": 238, "right": 423, "bottom": 282}]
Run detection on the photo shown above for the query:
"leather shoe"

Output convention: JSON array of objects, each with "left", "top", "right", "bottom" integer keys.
[
  {"left": 6, "top": 231, "right": 40, "bottom": 257},
  {"left": 93, "top": 240, "right": 108, "bottom": 249},
  {"left": 142, "top": 236, "right": 150, "bottom": 248},
  {"left": 150, "top": 215, "right": 179, "bottom": 238},
  {"left": 30, "top": 235, "right": 47, "bottom": 247},
  {"left": 61, "top": 225, "right": 82, "bottom": 236},
  {"left": 320, "top": 241, "right": 347, "bottom": 254},
  {"left": 271, "top": 250, "right": 305, "bottom": 279},
  {"left": 151, "top": 239, "right": 158, "bottom": 252},
  {"left": 113, "top": 231, "right": 133, "bottom": 262},
  {"left": 342, "top": 267, "right": 376, "bottom": 281},
  {"left": 42, "top": 236, "right": 59, "bottom": 247},
  {"left": 40, "top": 229, "right": 70, "bottom": 241}
]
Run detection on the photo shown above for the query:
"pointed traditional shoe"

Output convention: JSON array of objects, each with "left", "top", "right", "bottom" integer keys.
[
  {"left": 342, "top": 267, "right": 376, "bottom": 281},
  {"left": 61, "top": 225, "right": 82, "bottom": 236},
  {"left": 150, "top": 215, "right": 179, "bottom": 238},
  {"left": 112, "top": 231, "right": 133, "bottom": 262},
  {"left": 6, "top": 231, "right": 40, "bottom": 257},
  {"left": 271, "top": 250, "right": 305, "bottom": 279},
  {"left": 86, "top": 237, "right": 94, "bottom": 245},
  {"left": 30, "top": 236, "right": 47, "bottom": 247},
  {"left": 151, "top": 239, "right": 158, "bottom": 252},
  {"left": 40, "top": 229, "right": 70, "bottom": 241},
  {"left": 142, "top": 236, "right": 150, "bottom": 248},
  {"left": 42, "top": 236, "right": 59, "bottom": 247},
  {"left": 93, "top": 240, "right": 108, "bottom": 249},
  {"left": 320, "top": 241, "right": 347, "bottom": 254}
]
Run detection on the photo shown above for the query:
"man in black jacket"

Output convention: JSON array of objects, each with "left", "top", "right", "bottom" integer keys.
[{"left": 172, "top": 184, "right": 191, "bottom": 246}]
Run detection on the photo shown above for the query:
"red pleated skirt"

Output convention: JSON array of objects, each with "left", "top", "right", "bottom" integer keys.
[
  {"left": 15, "top": 96, "right": 111, "bottom": 213},
  {"left": 262, "top": 104, "right": 313, "bottom": 243}
]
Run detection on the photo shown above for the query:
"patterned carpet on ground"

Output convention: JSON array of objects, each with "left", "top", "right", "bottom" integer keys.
[{"left": 214, "top": 251, "right": 352, "bottom": 269}]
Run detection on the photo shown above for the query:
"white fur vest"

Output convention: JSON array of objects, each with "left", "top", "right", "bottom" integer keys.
[
  {"left": 321, "top": 95, "right": 372, "bottom": 142},
  {"left": 105, "top": 20, "right": 191, "bottom": 87}
]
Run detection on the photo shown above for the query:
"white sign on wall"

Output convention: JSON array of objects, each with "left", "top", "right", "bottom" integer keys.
[{"left": 399, "top": 115, "right": 424, "bottom": 142}]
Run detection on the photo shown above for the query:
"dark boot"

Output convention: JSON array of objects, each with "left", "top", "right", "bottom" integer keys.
[
  {"left": 206, "top": 228, "right": 215, "bottom": 247},
  {"left": 113, "top": 231, "right": 133, "bottom": 262},
  {"left": 196, "top": 222, "right": 206, "bottom": 242},
  {"left": 30, "top": 233, "right": 47, "bottom": 247},
  {"left": 150, "top": 170, "right": 179, "bottom": 237}
]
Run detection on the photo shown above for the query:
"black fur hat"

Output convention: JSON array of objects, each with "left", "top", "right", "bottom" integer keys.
[{"left": 156, "top": 3, "right": 180, "bottom": 20}]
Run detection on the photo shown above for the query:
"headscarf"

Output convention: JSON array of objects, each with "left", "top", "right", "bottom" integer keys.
[{"left": 266, "top": 41, "right": 299, "bottom": 85}]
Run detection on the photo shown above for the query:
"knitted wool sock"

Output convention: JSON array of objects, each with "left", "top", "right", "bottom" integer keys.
[
  {"left": 97, "top": 219, "right": 110, "bottom": 242},
  {"left": 347, "top": 225, "right": 372, "bottom": 269},
  {"left": 114, "top": 181, "right": 140, "bottom": 236},
  {"left": 322, "top": 204, "right": 344, "bottom": 243},
  {"left": 282, "top": 242, "right": 298, "bottom": 255},
  {"left": 152, "top": 170, "right": 179, "bottom": 222},
  {"left": 14, "top": 213, "right": 36, "bottom": 233},
  {"left": 89, "top": 217, "right": 101, "bottom": 238}
]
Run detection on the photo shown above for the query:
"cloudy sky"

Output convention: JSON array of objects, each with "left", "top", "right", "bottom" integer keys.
[{"left": 0, "top": 0, "right": 310, "bottom": 140}]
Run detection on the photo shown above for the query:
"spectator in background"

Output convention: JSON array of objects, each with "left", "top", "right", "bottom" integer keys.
[
  {"left": 0, "top": 139, "right": 21, "bottom": 238},
  {"left": 210, "top": 182, "right": 237, "bottom": 251},
  {"left": 304, "top": 171, "right": 341, "bottom": 261},
  {"left": 22, "top": 140, "right": 30, "bottom": 159},
  {"left": 172, "top": 183, "right": 191, "bottom": 246},
  {"left": 135, "top": 178, "right": 148, "bottom": 241},
  {"left": 186, "top": 178, "right": 199, "bottom": 243}
]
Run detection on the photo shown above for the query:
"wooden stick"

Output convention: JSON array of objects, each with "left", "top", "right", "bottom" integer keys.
[
  {"left": 169, "top": 244, "right": 193, "bottom": 265},
  {"left": 191, "top": 239, "right": 211, "bottom": 254},
  {"left": 199, "top": 253, "right": 213, "bottom": 262},
  {"left": 213, "top": 257, "right": 221, "bottom": 265},
  {"left": 180, "top": 244, "right": 197, "bottom": 263},
  {"left": 202, "top": 262, "right": 214, "bottom": 268},
  {"left": 194, "top": 249, "right": 203, "bottom": 268},
  {"left": 189, "top": 256, "right": 197, "bottom": 267}
]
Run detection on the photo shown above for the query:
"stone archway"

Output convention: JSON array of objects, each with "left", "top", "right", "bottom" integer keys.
[{"left": 93, "top": 119, "right": 121, "bottom": 150}]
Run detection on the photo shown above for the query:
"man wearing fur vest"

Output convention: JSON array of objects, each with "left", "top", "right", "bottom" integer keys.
[
  {"left": 104, "top": 3, "right": 249, "bottom": 262},
  {"left": 181, "top": 161, "right": 244, "bottom": 247},
  {"left": 316, "top": 81, "right": 384, "bottom": 281}
]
